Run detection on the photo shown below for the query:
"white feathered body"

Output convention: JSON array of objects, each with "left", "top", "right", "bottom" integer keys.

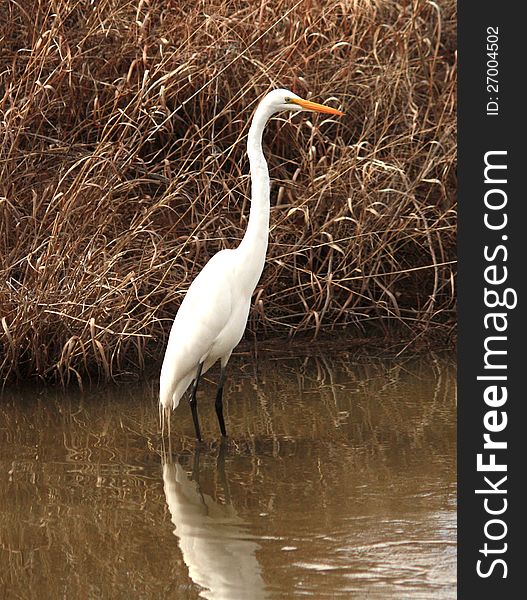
[
  {"left": 159, "top": 89, "right": 307, "bottom": 416},
  {"left": 159, "top": 248, "right": 261, "bottom": 411}
]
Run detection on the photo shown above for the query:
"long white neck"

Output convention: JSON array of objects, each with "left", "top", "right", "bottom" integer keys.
[{"left": 236, "top": 102, "right": 274, "bottom": 293}]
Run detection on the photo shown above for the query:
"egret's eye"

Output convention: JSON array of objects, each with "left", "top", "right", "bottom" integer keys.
[{"left": 284, "top": 97, "right": 291, "bottom": 103}]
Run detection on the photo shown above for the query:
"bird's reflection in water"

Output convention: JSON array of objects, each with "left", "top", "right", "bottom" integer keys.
[{"left": 162, "top": 443, "right": 268, "bottom": 600}]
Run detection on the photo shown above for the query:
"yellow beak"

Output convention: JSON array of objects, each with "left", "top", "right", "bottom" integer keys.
[{"left": 290, "top": 97, "right": 344, "bottom": 116}]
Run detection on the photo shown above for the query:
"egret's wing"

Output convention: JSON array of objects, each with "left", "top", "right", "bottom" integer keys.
[{"left": 160, "top": 250, "right": 235, "bottom": 400}]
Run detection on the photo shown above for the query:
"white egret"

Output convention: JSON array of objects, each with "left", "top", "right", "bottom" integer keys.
[{"left": 159, "top": 88, "right": 343, "bottom": 440}]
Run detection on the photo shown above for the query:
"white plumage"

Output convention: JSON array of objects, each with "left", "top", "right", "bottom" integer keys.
[{"left": 159, "top": 89, "right": 343, "bottom": 440}]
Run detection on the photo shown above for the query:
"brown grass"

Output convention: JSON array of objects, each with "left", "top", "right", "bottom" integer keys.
[{"left": 0, "top": 0, "right": 456, "bottom": 384}]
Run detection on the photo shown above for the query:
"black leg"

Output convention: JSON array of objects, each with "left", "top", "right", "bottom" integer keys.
[
  {"left": 189, "top": 362, "right": 203, "bottom": 442},
  {"left": 215, "top": 368, "right": 227, "bottom": 437}
]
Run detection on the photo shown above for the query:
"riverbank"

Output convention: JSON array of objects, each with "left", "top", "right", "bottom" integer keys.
[{"left": 0, "top": 1, "right": 456, "bottom": 384}]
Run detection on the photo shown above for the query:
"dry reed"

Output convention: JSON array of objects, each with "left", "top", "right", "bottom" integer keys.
[{"left": 0, "top": 0, "right": 456, "bottom": 384}]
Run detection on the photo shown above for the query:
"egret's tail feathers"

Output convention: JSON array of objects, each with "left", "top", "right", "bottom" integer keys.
[
  {"left": 159, "top": 397, "right": 172, "bottom": 438},
  {"left": 159, "top": 378, "right": 177, "bottom": 436},
  {"left": 159, "top": 369, "right": 195, "bottom": 437}
]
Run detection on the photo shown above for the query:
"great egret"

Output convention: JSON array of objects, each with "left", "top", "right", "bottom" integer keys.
[{"left": 159, "top": 88, "right": 343, "bottom": 440}]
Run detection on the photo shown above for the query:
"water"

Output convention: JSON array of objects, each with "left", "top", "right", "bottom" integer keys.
[{"left": 0, "top": 349, "right": 456, "bottom": 599}]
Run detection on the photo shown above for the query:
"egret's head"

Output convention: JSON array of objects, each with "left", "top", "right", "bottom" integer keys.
[{"left": 263, "top": 88, "right": 344, "bottom": 117}]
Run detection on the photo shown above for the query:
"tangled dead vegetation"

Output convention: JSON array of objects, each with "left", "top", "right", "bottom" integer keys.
[{"left": 0, "top": 0, "right": 456, "bottom": 384}]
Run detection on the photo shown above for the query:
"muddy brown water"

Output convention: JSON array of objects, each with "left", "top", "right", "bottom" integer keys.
[{"left": 1, "top": 350, "right": 456, "bottom": 599}]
